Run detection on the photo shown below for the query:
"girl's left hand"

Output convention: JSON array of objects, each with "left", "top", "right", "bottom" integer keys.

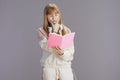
[{"left": 54, "top": 46, "right": 64, "bottom": 55}]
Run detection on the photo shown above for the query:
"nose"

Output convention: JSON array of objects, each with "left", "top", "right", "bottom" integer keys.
[
  {"left": 52, "top": 16, "right": 54, "bottom": 20},
  {"left": 52, "top": 16, "right": 56, "bottom": 21},
  {"left": 52, "top": 15, "right": 55, "bottom": 19}
]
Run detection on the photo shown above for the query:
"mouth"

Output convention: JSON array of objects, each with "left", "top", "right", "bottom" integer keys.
[{"left": 51, "top": 20, "right": 57, "bottom": 25}]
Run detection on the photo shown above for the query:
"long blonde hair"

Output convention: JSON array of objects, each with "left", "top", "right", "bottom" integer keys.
[{"left": 43, "top": 3, "right": 69, "bottom": 37}]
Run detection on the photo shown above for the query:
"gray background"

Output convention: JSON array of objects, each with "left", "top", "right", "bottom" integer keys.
[{"left": 0, "top": 0, "right": 120, "bottom": 80}]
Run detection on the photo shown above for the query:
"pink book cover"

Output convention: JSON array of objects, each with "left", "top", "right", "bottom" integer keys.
[{"left": 47, "top": 32, "right": 75, "bottom": 49}]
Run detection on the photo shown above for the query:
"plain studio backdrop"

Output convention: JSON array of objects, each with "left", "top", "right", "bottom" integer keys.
[{"left": 0, "top": 0, "right": 120, "bottom": 80}]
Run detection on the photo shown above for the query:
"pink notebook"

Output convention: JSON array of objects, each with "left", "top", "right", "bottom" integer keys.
[{"left": 47, "top": 32, "right": 75, "bottom": 49}]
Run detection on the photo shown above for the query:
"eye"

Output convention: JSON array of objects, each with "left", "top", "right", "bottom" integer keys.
[
  {"left": 49, "top": 15, "right": 52, "bottom": 17},
  {"left": 48, "top": 14, "right": 52, "bottom": 17},
  {"left": 50, "top": 16, "right": 52, "bottom": 17},
  {"left": 55, "top": 14, "right": 59, "bottom": 16}
]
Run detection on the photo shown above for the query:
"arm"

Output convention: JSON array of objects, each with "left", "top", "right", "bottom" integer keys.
[
  {"left": 37, "top": 28, "right": 55, "bottom": 53},
  {"left": 38, "top": 38, "right": 54, "bottom": 53},
  {"left": 36, "top": 27, "right": 47, "bottom": 40},
  {"left": 55, "top": 27, "right": 74, "bottom": 61},
  {"left": 56, "top": 45, "right": 75, "bottom": 61}
]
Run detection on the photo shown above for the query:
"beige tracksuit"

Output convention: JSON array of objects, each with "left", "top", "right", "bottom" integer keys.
[{"left": 38, "top": 27, "right": 75, "bottom": 80}]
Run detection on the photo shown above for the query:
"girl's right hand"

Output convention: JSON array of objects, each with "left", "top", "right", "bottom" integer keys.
[{"left": 52, "top": 46, "right": 64, "bottom": 56}]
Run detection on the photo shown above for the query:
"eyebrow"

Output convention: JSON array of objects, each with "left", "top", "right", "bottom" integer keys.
[{"left": 47, "top": 10, "right": 59, "bottom": 14}]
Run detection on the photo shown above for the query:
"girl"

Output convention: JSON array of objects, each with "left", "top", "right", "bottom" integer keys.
[{"left": 37, "top": 3, "right": 75, "bottom": 80}]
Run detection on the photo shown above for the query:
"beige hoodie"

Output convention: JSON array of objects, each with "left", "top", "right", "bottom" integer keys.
[{"left": 37, "top": 27, "right": 75, "bottom": 67}]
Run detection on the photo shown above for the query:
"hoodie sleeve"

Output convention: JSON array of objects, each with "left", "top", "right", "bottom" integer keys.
[
  {"left": 38, "top": 37, "right": 55, "bottom": 53},
  {"left": 59, "top": 45, "right": 75, "bottom": 61},
  {"left": 37, "top": 27, "right": 55, "bottom": 53}
]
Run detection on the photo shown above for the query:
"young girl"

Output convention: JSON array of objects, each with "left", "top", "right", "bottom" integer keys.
[{"left": 37, "top": 3, "right": 75, "bottom": 80}]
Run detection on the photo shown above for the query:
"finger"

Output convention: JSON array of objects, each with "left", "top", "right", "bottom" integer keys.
[
  {"left": 55, "top": 48, "right": 61, "bottom": 53},
  {"left": 57, "top": 46, "right": 61, "bottom": 50},
  {"left": 57, "top": 51, "right": 62, "bottom": 55},
  {"left": 58, "top": 49, "right": 63, "bottom": 54},
  {"left": 55, "top": 46, "right": 60, "bottom": 50},
  {"left": 54, "top": 47, "right": 60, "bottom": 52},
  {"left": 58, "top": 52, "right": 63, "bottom": 56},
  {"left": 60, "top": 50, "right": 64, "bottom": 53},
  {"left": 57, "top": 47, "right": 63, "bottom": 53},
  {"left": 54, "top": 47, "right": 58, "bottom": 51}
]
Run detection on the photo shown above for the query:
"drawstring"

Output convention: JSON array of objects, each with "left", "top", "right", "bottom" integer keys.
[
  {"left": 56, "top": 67, "right": 59, "bottom": 80},
  {"left": 72, "top": 69, "right": 78, "bottom": 80}
]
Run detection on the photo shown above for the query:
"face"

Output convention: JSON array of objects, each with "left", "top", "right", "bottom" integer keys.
[{"left": 47, "top": 12, "right": 60, "bottom": 24}]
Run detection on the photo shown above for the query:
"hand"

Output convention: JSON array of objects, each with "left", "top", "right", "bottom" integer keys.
[{"left": 53, "top": 46, "right": 64, "bottom": 55}]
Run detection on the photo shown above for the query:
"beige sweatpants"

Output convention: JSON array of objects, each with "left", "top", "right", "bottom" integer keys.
[{"left": 42, "top": 65, "right": 74, "bottom": 80}]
